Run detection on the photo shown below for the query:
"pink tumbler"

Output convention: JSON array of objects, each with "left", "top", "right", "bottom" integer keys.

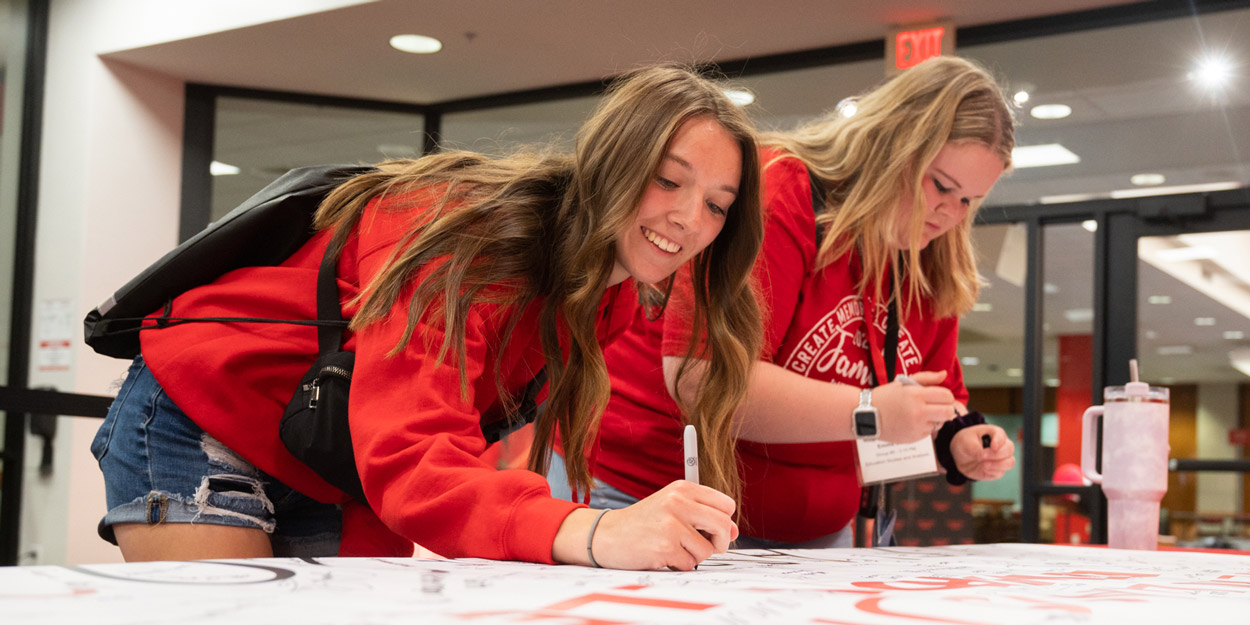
[{"left": 1080, "top": 381, "right": 1170, "bottom": 550}]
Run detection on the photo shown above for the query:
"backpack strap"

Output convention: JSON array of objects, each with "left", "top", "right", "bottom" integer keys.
[{"left": 316, "top": 240, "right": 346, "bottom": 354}]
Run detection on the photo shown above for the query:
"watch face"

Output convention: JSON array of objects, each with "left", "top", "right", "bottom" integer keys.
[{"left": 854, "top": 408, "right": 879, "bottom": 438}]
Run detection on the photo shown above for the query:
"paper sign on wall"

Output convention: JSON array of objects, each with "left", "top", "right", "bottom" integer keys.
[{"left": 37, "top": 298, "right": 75, "bottom": 371}]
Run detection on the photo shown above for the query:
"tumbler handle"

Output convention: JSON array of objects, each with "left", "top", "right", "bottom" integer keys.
[{"left": 1081, "top": 406, "right": 1104, "bottom": 484}]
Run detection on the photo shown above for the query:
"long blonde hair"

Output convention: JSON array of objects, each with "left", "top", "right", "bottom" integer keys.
[
  {"left": 313, "top": 65, "right": 763, "bottom": 500},
  {"left": 762, "top": 56, "right": 1015, "bottom": 318}
]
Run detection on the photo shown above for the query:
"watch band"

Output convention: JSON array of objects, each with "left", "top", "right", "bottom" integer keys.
[{"left": 853, "top": 388, "right": 879, "bottom": 440}]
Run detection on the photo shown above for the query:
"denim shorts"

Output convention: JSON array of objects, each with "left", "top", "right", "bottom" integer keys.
[
  {"left": 546, "top": 453, "right": 851, "bottom": 549},
  {"left": 92, "top": 355, "right": 342, "bottom": 557}
]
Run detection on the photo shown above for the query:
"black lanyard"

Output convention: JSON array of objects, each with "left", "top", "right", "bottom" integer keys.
[{"left": 866, "top": 283, "right": 899, "bottom": 388}]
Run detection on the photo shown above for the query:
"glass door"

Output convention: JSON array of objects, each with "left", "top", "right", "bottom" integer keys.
[{"left": 1136, "top": 226, "right": 1250, "bottom": 548}]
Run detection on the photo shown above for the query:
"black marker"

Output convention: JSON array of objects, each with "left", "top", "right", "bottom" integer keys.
[{"left": 981, "top": 434, "right": 992, "bottom": 448}]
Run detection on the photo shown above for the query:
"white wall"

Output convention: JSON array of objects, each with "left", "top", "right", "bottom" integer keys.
[{"left": 19, "top": 0, "right": 376, "bottom": 567}]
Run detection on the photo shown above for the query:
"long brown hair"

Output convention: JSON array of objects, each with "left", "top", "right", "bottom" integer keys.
[
  {"left": 762, "top": 56, "right": 1015, "bottom": 318},
  {"left": 313, "top": 64, "right": 763, "bottom": 501}
]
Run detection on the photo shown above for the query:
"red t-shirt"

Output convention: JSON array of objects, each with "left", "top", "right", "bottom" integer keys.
[
  {"left": 142, "top": 188, "right": 635, "bottom": 561},
  {"left": 596, "top": 149, "right": 968, "bottom": 542}
]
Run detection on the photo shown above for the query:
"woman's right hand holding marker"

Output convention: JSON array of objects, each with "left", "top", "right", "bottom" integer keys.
[{"left": 871, "top": 370, "right": 957, "bottom": 443}]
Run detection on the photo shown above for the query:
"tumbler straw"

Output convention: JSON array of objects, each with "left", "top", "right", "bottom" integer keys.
[{"left": 1126, "top": 358, "right": 1148, "bottom": 399}]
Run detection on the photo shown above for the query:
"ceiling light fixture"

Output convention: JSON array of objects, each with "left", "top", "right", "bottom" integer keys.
[
  {"left": 1194, "top": 317, "right": 1217, "bottom": 326},
  {"left": 1063, "top": 308, "right": 1093, "bottom": 323},
  {"left": 1110, "top": 181, "right": 1241, "bottom": 199},
  {"left": 1225, "top": 331, "right": 1246, "bottom": 340},
  {"left": 723, "top": 88, "right": 755, "bottom": 106},
  {"left": 1147, "top": 295, "right": 1172, "bottom": 305},
  {"left": 971, "top": 302, "right": 992, "bottom": 312},
  {"left": 1029, "top": 103, "right": 1071, "bottom": 120},
  {"left": 835, "top": 97, "right": 858, "bottom": 118},
  {"left": 1156, "top": 345, "right": 1193, "bottom": 356},
  {"left": 390, "top": 34, "right": 443, "bottom": 54},
  {"left": 1130, "top": 173, "right": 1166, "bottom": 186},
  {"left": 1012, "top": 143, "right": 1080, "bottom": 168},
  {"left": 210, "top": 161, "right": 240, "bottom": 176},
  {"left": 1191, "top": 55, "right": 1234, "bottom": 90},
  {"left": 1013, "top": 90, "right": 1030, "bottom": 105},
  {"left": 961, "top": 356, "right": 980, "bottom": 366},
  {"left": 1040, "top": 193, "right": 1099, "bottom": 204},
  {"left": 1081, "top": 219, "right": 1098, "bottom": 232}
]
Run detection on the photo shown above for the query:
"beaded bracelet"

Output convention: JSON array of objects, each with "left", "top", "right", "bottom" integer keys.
[{"left": 586, "top": 509, "right": 610, "bottom": 568}]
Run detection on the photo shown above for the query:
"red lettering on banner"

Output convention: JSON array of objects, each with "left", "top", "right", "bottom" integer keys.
[
  {"left": 454, "top": 610, "right": 627, "bottom": 624},
  {"left": 855, "top": 596, "right": 986, "bottom": 624},
  {"left": 543, "top": 593, "right": 717, "bottom": 612}
]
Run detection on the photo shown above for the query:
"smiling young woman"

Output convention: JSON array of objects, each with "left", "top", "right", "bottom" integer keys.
[
  {"left": 92, "top": 64, "right": 764, "bottom": 571},
  {"left": 573, "top": 56, "right": 1019, "bottom": 550}
]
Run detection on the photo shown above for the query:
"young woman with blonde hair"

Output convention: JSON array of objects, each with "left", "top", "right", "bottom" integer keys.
[
  {"left": 92, "top": 64, "right": 763, "bottom": 570},
  {"left": 573, "top": 56, "right": 1018, "bottom": 547}
]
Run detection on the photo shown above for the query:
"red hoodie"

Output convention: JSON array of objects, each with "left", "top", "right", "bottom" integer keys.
[
  {"left": 143, "top": 188, "right": 634, "bottom": 560},
  {"left": 595, "top": 150, "right": 968, "bottom": 542}
]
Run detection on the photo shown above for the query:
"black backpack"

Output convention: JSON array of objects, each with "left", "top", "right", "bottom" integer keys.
[{"left": 84, "top": 164, "right": 546, "bottom": 501}]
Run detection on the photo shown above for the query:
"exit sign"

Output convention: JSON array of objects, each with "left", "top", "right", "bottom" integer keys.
[{"left": 887, "top": 21, "right": 956, "bottom": 75}]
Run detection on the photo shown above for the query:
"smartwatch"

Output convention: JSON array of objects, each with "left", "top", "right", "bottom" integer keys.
[{"left": 852, "top": 388, "right": 880, "bottom": 440}]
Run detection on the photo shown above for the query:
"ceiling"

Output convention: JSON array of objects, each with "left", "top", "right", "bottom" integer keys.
[
  {"left": 102, "top": 0, "right": 1140, "bottom": 104},
  {"left": 98, "top": 0, "right": 1250, "bottom": 389}
]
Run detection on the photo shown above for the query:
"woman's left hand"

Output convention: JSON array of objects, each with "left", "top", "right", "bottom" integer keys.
[{"left": 950, "top": 424, "right": 1016, "bottom": 481}]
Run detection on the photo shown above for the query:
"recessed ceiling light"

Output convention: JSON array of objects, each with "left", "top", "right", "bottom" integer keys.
[
  {"left": 1013, "top": 90, "right": 1030, "bottom": 105},
  {"left": 1044, "top": 282, "right": 1059, "bottom": 294},
  {"left": 836, "top": 97, "right": 858, "bottom": 118},
  {"left": 1030, "top": 103, "right": 1071, "bottom": 120},
  {"left": 1006, "top": 368, "right": 1023, "bottom": 377},
  {"left": 1147, "top": 295, "right": 1172, "bottom": 305},
  {"left": 1081, "top": 219, "right": 1098, "bottom": 232},
  {"left": 971, "top": 302, "right": 992, "bottom": 312},
  {"left": 1191, "top": 55, "right": 1234, "bottom": 90},
  {"left": 1012, "top": 143, "right": 1080, "bottom": 168},
  {"left": 1153, "top": 245, "right": 1217, "bottom": 262},
  {"left": 1040, "top": 193, "right": 1099, "bottom": 204},
  {"left": 1156, "top": 345, "right": 1193, "bottom": 356},
  {"left": 1225, "top": 331, "right": 1245, "bottom": 340},
  {"left": 1063, "top": 308, "right": 1093, "bottom": 323},
  {"left": 1194, "top": 317, "right": 1216, "bottom": 326},
  {"left": 390, "top": 34, "right": 443, "bottom": 54},
  {"left": 1130, "top": 173, "right": 1165, "bottom": 186},
  {"left": 1110, "top": 181, "right": 1241, "bottom": 199},
  {"left": 210, "top": 161, "right": 240, "bottom": 176},
  {"left": 961, "top": 356, "right": 980, "bottom": 366},
  {"left": 1045, "top": 378, "right": 1060, "bottom": 387},
  {"left": 723, "top": 88, "right": 755, "bottom": 106},
  {"left": 1144, "top": 330, "right": 1158, "bottom": 339}
]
